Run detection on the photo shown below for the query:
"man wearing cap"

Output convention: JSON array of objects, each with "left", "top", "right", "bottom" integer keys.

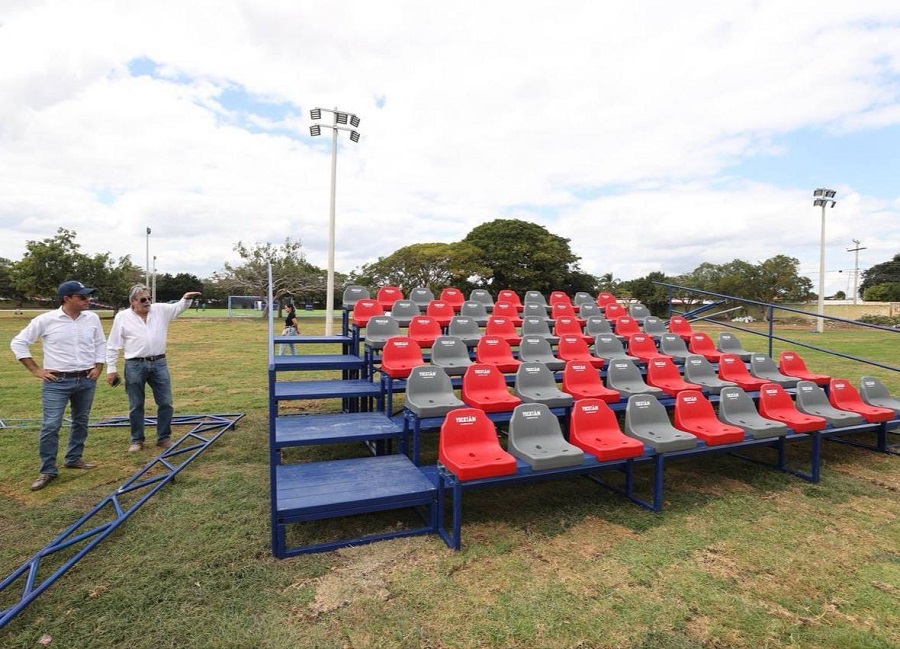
[
  {"left": 105, "top": 284, "right": 201, "bottom": 453},
  {"left": 10, "top": 280, "right": 107, "bottom": 491}
]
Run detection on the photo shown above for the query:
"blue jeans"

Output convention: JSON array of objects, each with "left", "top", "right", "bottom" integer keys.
[
  {"left": 125, "top": 358, "right": 173, "bottom": 444},
  {"left": 39, "top": 376, "right": 97, "bottom": 475},
  {"left": 278, "top": 326, "right": 297, "bottom": 355}
]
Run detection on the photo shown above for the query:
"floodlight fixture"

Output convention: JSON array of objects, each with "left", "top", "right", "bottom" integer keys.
[
  {"left": 310, "top": 108, "right": 322, "bottom": 120},
  {"left": 309, "top": 124, "right": 321, "bottom": 137},
  {"left": 336, "top": 112, "right": 348, "bottom": 124},
  {"left": 349, "top": 114, "right": 360, "bottom": 128},
  {"left": 349, "top": 130, "right": 360, "bottom": 143}
]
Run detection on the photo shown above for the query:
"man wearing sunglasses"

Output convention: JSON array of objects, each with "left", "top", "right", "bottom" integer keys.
[
  {"left": 105, "top": 284, "right": 202, "bottom": 453},
  {"left": 10, "top": 280, "right": 107, "bottom": 491}
]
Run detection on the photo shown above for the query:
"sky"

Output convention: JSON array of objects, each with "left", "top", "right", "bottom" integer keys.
[{"left": 1, "top": 0, "right": 899, "bottom": 298}]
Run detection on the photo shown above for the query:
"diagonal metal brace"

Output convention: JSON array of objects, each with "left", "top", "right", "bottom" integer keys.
[{"left": 0, "top": 413, "right": 243, "bottom": 629}]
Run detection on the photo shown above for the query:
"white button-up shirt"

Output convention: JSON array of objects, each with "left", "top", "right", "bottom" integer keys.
[
  {"left": 10, "top": 307, "right": 107, "bottom": 371},
  {"left": 105, "top": 298, "right": 192, "bottom": 373}
]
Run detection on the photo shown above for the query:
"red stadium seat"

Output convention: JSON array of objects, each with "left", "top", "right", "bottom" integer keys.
[
  {"left": 828, "top": 378, "right": 896, "bottom": 423},
  {"left": 646, "top": 356, "right": 703, "bottom": 397},
  {"left": 553, "top": 316, "right": 592, "bottom": 343},
  {"left": 757, "top": 383, "right": 826, "bottom": 433},
  {"left": 475, "top": 335, "right": 521, "bottom": 373},
  {"left": 425, "top": 300, "right": 455, "bottom": 327},
  {"left": 596, "top": 292, "right": 618, "bottom": 309},
  {"left": 407, "top": 316, "right": 442, "bottom": 348},
  {"left": 717, "top": 354, "right": 769, "bottom": 391},
  {"left": 491, "top": 301, "right": 523, "bottom": 325},
  {"left": 439, "top": 287, "right": 466, "bottom": 312},
  {"left": 561, "top": 361, "right": 620, "bottom": 403},
  {"left": 375, "top": 285, "right": 403, "bottom": 311},
  {"left": 778, "top": 351, "right": 830, "bottom": 386},
  {"left": 604, "top": 303, "right": 627, "bottom": 320},
  {"left": 461, "top": 363, "right": 522, "bottom": 413},
  {"left": 484, "top": 316, "right": 522, "bottom": 345},
  {"left": 613, "top": 316, "right": 642, "bottom": 339},
  {"left": 379, "top": 336, "right": 425, "bottom": 380},
  {"left": 688, "top": 332, "right": 722, "bottom": 362},
  {"left": 557, "top": 335, "right": 604, "bottom": 369},
  {"left": 627, "top": 333, "right": 665, "bottom": 364},
  {"left": 673, "top": 390, "right": 745, "bottom": 445},
  {"left": 351, "top": 299, "right": 384, "bottom": 328},
  {"left": 667, "top": 316, "right": 694, "bottom": 341},
  {"left": 496, "top": 290, "right": 523, "bottom": 311},
  {"left": 439, "top": 407, "right": 517, "bottom": 481},
  {"left": 549, "top": 291, "right": 572, "bottom": 308},
  {"left": 550, "top": 302, "right": 582, "bottom": 324},
  {"left": 568, "top": 398, "right": 644, "bottom": 461}
]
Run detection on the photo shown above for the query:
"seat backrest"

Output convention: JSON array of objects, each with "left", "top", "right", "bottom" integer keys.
[
  {"left": 425, "top": 300, "right": 455, "bottom": 325},
  {"left": 554, "top": 315, "right": 585, "bottom": 337},
  {"left": 460, "top": 301, "right": 489, "bottom": 323},
  {"left": 757, "top": 382, "right": 797, "bottom": 412},
  {"left": 557, "top": 334, "right": 596, "bottom": 362},
  {"left": 388, "top": 299, "right": 421, "bottom": 326},
  {"left": 673, "top": 389, "right": 717, "bottom": 422},
  {"left": 508, "top": 403, "right": 584, "bottom": 469},
  {"left": 496, "top": 289, "right": 522, "bottom": 309},
  {"left": 430, "top": 335, "right": 474, "bottom": 375},
  {"left": 514, "top": 361, "right": 560, "bottom": 394},
  {"left": 363, "top": 315, "right": 402, "bottom": 349},
  {"left": 484, "top": 316, "right": 519, "bottom": 338},
  {"left": 570, "top": 398, "right": 621, "bottom": 438},
  {"left": 342, "top": 284, "right": 370, "bottom": 310},
  {"left": 749, "top": 353, "right": 797, "bottom": 385},
  {"left": 492, "top": 301, "right": 522, "bottom": 321},
  {"left": 659, "top": 333, "right": 690, "bottom": 359},
  {"left": 859, "top": 376, "right": 895, "bottom": 405},
  {"left": 522, "top": 303, "right": 550, "bottom": 320},
  {"left": 447, "top": 316, "right": 482, "bottom": 344},
  {"left": 521, "top": 317, "right": 556, "bottom": 339},
  {"left": 688, "top": 332, "right": 717, "bottom": 354},
  {"left": 523, "top": 290, "right": 548, "bottom": 309},
  {"left": 593, "top": 333, "right": 629, "bottom": 360},
  {"left": 606, "top": 358, "right": 647, "bottom": 387},
  {"left": 682, "top": 354, "right": 736, "bottom": 394},
  {"left": 614, "top": 316, "right": 642, "bottom": 338},
  {"left": 405, "top": 365, "right": 464, "bottom": 417},
  {"left": 550, "top": 302, "right": 578, "bottom": 320},
  {"left": 562, "top": 359, "right": 602, "bottom": 387},
  {"left": 573, "top": 292, "right": 595, "bottom": 307},
  {"left": 351, "top": 299, "right": 384, "bottom": 328},
  {"left": 475, "top": 335, "right": 517, "bottom": 363},
  {"left": 407, "top": 316, "right": 442, "bottom": 344},
  {"left": 604, "top": 303, "right": 627, "bottom": 320},
  {"left": 629, "top": 303, "right": 651, "bottom": 320},
  {"left": 668, "top": 315, "right": 693, "bottom": 337},
  {"left": 717, "top": 332, "right": 751, "bottom": 359},
  {"left": 624, "top": 394, "right": 675, "bottom": 435},
  {"left": 438, "top": 407, "right": 505, "bottom": 460},
  {"left": 380, "top": 336, "right": 425, "bottom": 378},
  {"left": 646, "top": 356, "right": 681, "bottom": 383},
  {"left": 439, "top": 287, "right": 465, "bottom": 311},
  {"left": 518, "top": 335, "right": 561, "bottom": 366},
  {"left": 643, "top": 316, "right": 666, "bottom": 337},
  {"left": 717, "top": 386, "right": 789, "bottom": 437},
  {"left": 828, "top": 377, "right": 868, "bottom": 410},
  {"left": 584, "top": 316, "right": 612, "bottom": 337},
  {"left": 578, "top": 303, "right": 603, "bottom": 320},
  {"left": 468, "top": 289, "right": 494, "bottom": 310},
  {"left": 596, "top": 292, "right": 617, "bottom": 308},
  {"left": 628, "top": 333, "right": 660, "bottom": 357},
  {"left": 375, "top": 285, "right": 404, "bottom": 310},
  {"left": 408, "top": 286, "right": 435, "bottom": 309},
  {"left": 549, "top": 291, "right": 572, "bottom": 307},
  {"left": 718, "top": 353, "right": 752, "bottom": 379},
  {"left": 461, "top": 363, "right": 519, "bottom": 408}
]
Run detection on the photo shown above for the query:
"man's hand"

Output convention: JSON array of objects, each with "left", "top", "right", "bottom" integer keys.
[
  {"left": 107, "top": 372, "right": 120, "bottom": 386},
  {"left": 183, "top": 291, "right": 202, "bottom": 300}
]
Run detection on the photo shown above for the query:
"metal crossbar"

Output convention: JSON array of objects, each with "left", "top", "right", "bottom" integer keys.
[{"left": 0, "top": 413, "right": 243, "bottom": 629}]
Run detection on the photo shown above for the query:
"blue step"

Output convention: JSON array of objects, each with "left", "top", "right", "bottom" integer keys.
[
  {"left": 274, "top": 412, "right": 403, "bottom": 448},
  {"left": 274, "top": 379, "right": 381, "bottom": 401},
  {"left": 273, "top": 354, "right": 364, "bottom": 371}
]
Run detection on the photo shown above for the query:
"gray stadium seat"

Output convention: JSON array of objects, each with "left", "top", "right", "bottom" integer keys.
[
  {"left": 523, "top": 290, "right": 549, "bottom": 311},
  {"left": 389, "top": 299, "right": 421, "bottom": 327},
  {"left": 717, "top": 386, "right": 789, "bottom": 439},
  {"left": 513, "top": 361, "right": 574, "bottom": 408},
  {"left": 409, "top": 287, "right": 435, "bottom": 310},
  {"left": 794, "top": 381, "right": 866, "bottom": 427},
  {"left": 749, "top": 353, "right": 799, "bottom": 388},
  {"left": 404, "top": 365, "right": 465, "bottom": 418},
  {"left": 521, "top": 316, "right": 559, "bottom": 344},
  {"left": 468, "top": 289, "right": 495, "bottom": 312},
  {"left": 507, "top": 403, "right": 584, "bottom": 470},
  {"left": 624, "top": 394, "right": 698, "bottom": 452},
  {"left": 605, "top": 358, "right": 665, "bottom": 398},
  {"left": 584, "top": 316, "right": 613, "bottom": 338},
  {"left": 659, "top": 333, "right": 692, "bottom": 363},
  {"left": 523, "top": 302, "right": 552, "bottom": 321},
  {"left": 459, "top": 300, "right": 490, "bottom": 325},
  {"left": 578, "top": 303, "right": 603, "bottom": 321},
  {"left": 642, "top": 316, "right": 667, "bottom": 339},
  {"left": 593, "top": 334, "right": 638, "bottom": 363},
  {"left": 447, "top": 316, "right": 483, "bottom": 347},
  {"left": 518, "top": 336, "right": 565, "bottom": 371},
  {"left": 573, "top": 291, "right": 595, "bottom": 308},
  {"left": 717, "top": 332, "right": 753, "bottom": 361},
  {"left": 363, "top": 315, "right": 402, "bottom": 350},
  {"left": 859, "top": 376, "right": 900, "bottom": 416},
  {"left": 683, "top": 354, "right": 737, "bottom": 395},
  {"left": 430, "top": 335, "right": 474, "bottom": 376},
  {"left": 629, "top": 303, "right": 651, "bottom": 320},
  {"left": 342, "top": 284, "right": 370, "bottom": 310}
]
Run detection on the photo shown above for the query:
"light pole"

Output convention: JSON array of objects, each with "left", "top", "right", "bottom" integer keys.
[
  {"left": 152, "top": 255, "right": 157, "bottom": 303},
  {"left": 145, "top": 227, "right": 151, "bottom": 287},
  {"left": 847, "top": 239, "right": 866, "bottom": 305},
  {"left": 813, "top": 188, "right": 837, "bottom": 333},
  {"left": 309, "top": 107, "right": 361, "bottom": 335}
]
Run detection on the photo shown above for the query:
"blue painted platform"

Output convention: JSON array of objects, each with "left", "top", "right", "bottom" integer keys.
[
  {"left": 274, "top": 379, "right": 381, "bottom": 401},
  {"left": 274, "top": 412, "right": 403, "bottom": 449},
  {"left": 273, "top": 354, "right": 365, "bottom": 371}
]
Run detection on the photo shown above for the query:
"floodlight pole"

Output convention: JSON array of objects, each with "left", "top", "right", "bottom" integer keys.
[
  {"left": 847, "top": 239, "right": 866, "bottom": 305},
  {"left": 812, "top": 189, "right": 837, "bottom": 333},
  {"left": 145, "top": 227, "right": 151, "bottom": 287},
  {"left": 309, "top": 107, "right": 361, "bottom": 335}
]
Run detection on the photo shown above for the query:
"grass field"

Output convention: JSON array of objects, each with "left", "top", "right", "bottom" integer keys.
[{"left": 1, "top": 311, "right": 898, "bottom": 648}]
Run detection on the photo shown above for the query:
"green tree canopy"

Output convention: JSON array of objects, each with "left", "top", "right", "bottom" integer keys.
[
  {"left": 860, "top": 253, "right": 900, "bottom": 301},
  {"left": 350, "top": 242, "right": 488, "bottom": 294},
  {"left": 155, "top": 272, "right": 205, "bottom": 302}
]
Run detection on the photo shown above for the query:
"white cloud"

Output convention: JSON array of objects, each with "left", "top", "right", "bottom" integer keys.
[{"left": 0, "top": 0, "right": 898, "bottom": 299}]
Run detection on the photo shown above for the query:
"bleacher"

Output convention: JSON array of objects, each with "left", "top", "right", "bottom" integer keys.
[{"left": 268, "top": 283, "right": 900, "bottom": 555}]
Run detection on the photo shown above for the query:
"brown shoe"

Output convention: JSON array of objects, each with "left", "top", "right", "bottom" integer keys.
[
  {"left": 156, "top": 438, "right": 173, "bottom": 449},
  {"left": 128, "top": 442, "right": 144, "bottom": 453},
  {"left": 63, "top": 459, "right": 97, "bottom": 469},
  {"left": 31, "top": 474, "right": 57, "bottom": 491}
]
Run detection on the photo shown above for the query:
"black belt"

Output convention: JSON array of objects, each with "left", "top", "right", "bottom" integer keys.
[
  {"left": 52, "top": 370, "right": 92, "bottom": 379},
  {"left": 127, "top": 354, "right": 166, "bottom": 362}
]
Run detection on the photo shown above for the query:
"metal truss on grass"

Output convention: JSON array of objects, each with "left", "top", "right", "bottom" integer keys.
[{"left": 0, "top": 413, "right": 244, "bottom": 629}]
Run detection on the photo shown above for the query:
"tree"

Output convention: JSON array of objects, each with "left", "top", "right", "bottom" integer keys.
[
  {"left": 211, "top": 238, "right": 326, "bottom": 313},
  {"left": 462, "top": 219, "right": 587, "bottom": 294},
  {"left": 155, "top": 273, "right": 204, "bottom": 302},
  {"left": 350, "top": 242, "right": 488, "bottom": 294},
  {"left": 618, "top": 271, "right": 671, "bottom": 316},
  {"left": 754, "top": 255, "right": 813, "bottom": 303},
  {"left": 859, "top": 253, "right": 900, "bottom": 301}
]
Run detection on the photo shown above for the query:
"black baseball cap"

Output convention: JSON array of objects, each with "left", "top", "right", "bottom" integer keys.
[{"left": 57, "top": 280, "right": 96, "bottom": 298}]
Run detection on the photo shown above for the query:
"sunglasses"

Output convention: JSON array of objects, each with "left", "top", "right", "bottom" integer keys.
[
  {"left": 70, "top": 294, "right": 90, "bottom": 301},
  {"left": 136, "top": 297, "right": 151, "bottom": 304}
]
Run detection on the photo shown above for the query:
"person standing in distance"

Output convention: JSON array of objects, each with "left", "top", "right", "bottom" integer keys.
[
  {"left": 10, "top": 280, "right": 107, "bottom": 491},
  {"left": 278, "top": 303, "right": 299, "bottom": 355},
  {"left": 105, "top": 285, "right": 201, "bottom": 453}
]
